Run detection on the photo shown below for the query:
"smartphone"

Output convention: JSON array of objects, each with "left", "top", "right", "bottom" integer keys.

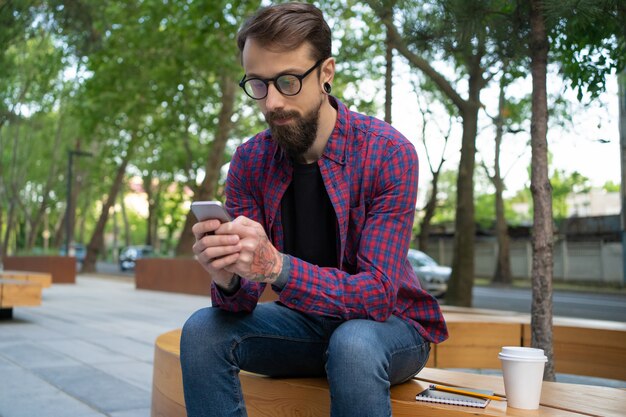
[{"left": 190, "top": 201, "right": 233, "bottom": 223}]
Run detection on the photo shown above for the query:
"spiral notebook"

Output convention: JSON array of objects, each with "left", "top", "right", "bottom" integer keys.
[{"left": 415, "top": 385, "right": 492, "bottom": 408}]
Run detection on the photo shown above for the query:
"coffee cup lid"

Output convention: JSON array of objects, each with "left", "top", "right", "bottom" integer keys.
[{"left": 499, "top": 346, "right": 547, "bottom": 362}]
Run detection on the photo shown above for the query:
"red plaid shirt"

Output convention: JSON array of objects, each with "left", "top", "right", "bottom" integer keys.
[{"left": 212, "top": 97, "right": 448, "bottom": 344}]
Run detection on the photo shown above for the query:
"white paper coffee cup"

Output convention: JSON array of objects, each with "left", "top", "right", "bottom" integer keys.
[{"left": 498, "top": 346, "right": 547, "bottom": 410}]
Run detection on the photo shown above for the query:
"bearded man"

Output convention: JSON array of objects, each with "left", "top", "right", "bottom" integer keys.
[{"left": 180, "top": 3, "right": 448, "bottom": 417}]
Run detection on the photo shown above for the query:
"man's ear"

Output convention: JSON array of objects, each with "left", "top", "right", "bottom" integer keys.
[{"left": 321, "top": 57, "right": 336, "bottom": 89}]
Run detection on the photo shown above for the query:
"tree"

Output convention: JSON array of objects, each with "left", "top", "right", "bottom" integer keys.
[
  {"left": 488, "top": 80, "right": 513, "bottom": 284},
  {"left": 480, "top": 74, "right": 531, "bottom": 284},
  {"left": 175, "top": 75, "right": 237, "bottom": 256},
  {"left": 527, "top": 0, "right": 624, "bottom": 381},
  {"left": 0, "top": 16, "right": 71, "bottom": 256},
  {"left": 412, "top": 81, "right": 454, "bottom": 251},
  {"left": 528, "top": 0, "right": 555, "bottom": 380},
  {"left": 366, "top": 0, "right": 530, "bottom": 306}
]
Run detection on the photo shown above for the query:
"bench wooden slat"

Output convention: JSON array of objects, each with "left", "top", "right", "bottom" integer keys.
[
  {"left": 0, "top": 278, "right": 42, "bottom": 308},
  {"left": 437, "top": 320, "right": 523, "bottom": 369},
  {"left": 523, "top": 323, "right": 626, "bottom": 381},
  {"left": 441, "top": 307, "right": 626, "bottom": 382},
  {"left": 0, "top": 270, "right": 52, "bottom": 288}
]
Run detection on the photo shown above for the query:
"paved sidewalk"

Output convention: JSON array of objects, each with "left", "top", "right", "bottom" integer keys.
[
  {"left": 1, "top": 274, "right": 624, "bottom": 417},
  {"left": 0, "top": 274, "right": 210, "bottom": 417}
]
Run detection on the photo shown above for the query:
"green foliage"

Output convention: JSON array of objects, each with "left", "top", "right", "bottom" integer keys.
[
  {"left": 2, "top": 1, "right": 621, "bottom": 260},
  {"left": 319, "top": 0, "right": 386, "bottom": 114},
  {"left": 396, "top": 0, "right": 530, "bottom": 79},
  {"left": 603, "top": 180, "right": 620, "bottom": 193},
  {"left": 545, "top": 0, "right": 625, "bottom": 100},
  {"left": 550, "top": 169, "right": 591, "bottom": 219}
]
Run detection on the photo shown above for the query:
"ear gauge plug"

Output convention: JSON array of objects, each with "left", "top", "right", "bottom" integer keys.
[{"left": 323, "top": 82, "right": 332, "bottom": 94}]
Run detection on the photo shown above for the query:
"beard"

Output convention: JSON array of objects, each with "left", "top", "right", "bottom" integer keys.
[{"left": 265, "top": 98, "right": 323, "bottom": 158}]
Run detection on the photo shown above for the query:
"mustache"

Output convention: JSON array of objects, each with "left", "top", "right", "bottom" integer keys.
[{"left": 266, "top": 110, "right": 300, "bottom": 123}]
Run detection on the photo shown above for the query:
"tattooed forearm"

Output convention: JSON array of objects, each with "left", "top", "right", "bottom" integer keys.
[{"left": 249, "top": 234, "right": 283, "bottom": 283}]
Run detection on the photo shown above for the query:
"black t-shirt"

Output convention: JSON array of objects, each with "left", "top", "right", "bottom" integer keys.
[{"left": 281, "top": 161, "right": 338, "bottom": 268}]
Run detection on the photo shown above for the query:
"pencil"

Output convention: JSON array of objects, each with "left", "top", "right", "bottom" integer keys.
[{"left": 429, "top": 384, "right": 505, "bottom": 401}]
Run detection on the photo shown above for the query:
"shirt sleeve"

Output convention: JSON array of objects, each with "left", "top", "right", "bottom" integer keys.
[
  {"left": 210, "top": 144, "right": 266, "bottom": 313},
  {"left": 278, "top": 141, "right": 419, "bottom": 322}
]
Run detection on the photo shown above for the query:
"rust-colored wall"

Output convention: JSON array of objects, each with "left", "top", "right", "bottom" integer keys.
[
  {"left": 3, "top": 256, "right": 77, "bottom": 284},
  {"left": 135, "top": 258, "right": 211, "bottom": 296},
  {"left": 135, "top": 258, "right": 278, "bottom": 302}
]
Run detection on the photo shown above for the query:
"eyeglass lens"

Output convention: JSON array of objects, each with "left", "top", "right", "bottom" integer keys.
[{"left": 244, "top": 75, "right": 301, "bottom": 99}]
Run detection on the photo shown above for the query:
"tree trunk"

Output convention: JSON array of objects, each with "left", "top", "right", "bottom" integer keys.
[
  {"left": 619, "top": 69, "right": 626, "bottom": 287},
  {"left": 25, "top": 104, "right": 66, "bottom": 250},
  {"left": 53, "top": 207, "right": 67, "bottom": 248},
  {"left": 144, "top": 173, "right": 162, "bottom": 248},
  {"left": 120, "top": 189, "right": 131, "bottom": 247},
  {"left": 418, "top": 171, "right": 439, "bottom": 252},
  {"left": 2, "top": 201, "right": 16, "bottom": 257},
  {"left": 492, "top": 79, "right": 513, "bottom": 284},
  {"left": 77, "top": 187, "right": 92, "bottom": 244},
  {"left": 112, "top": 198, "right": 119, "bottom": 263},
  {"left": 81, "top": 135, "right": 139, "bottom": 272},
  {"left": 3, "top": 121, "right": 22, "bottom": 256},
  {"left": 445, "top": 70, "right": 482, "bottom": 307},
  {"left": 529, "top": 0, "right": 555, "bottom": 381},
  {"left": 175, "top": 76, "right": 236, "bottom": 256},
  {"left": 384, "top": 27, "right": 393, "bottom": 124}
]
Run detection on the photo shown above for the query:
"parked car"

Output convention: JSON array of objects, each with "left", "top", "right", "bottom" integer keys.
[
  {"left": 407, "top": 249, "right": 451, "bottom": 298},
  {"left": 119, "top": 245, "right": 153, "bottom": 271}
]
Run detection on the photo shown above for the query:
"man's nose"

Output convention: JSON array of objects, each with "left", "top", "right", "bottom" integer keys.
[{"left": 264, "top": 83, "right": 285, "bottom": 111}]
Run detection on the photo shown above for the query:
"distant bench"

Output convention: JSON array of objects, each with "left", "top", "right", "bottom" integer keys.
[
  {"left": 0, "top": 270, "right": 52, "bottom": 288},
  {"left": 0, "top": 270, "right": 52, "bottom": 319},
  {"left": 151, "top": 328, "right": 626, "bottom": 417},
  {"left": 0, "top": 278, "right": 42, "bottom": 319},
  {"left": 3, "top": 255, "right": 76, "bottom": 284}
]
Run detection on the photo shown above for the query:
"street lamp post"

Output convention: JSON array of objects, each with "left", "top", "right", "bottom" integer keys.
[{"left": 65, "top": 149, "right": 93, "bottom": 257}]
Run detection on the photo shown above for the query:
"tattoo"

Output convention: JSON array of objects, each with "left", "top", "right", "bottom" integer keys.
[{"left": 249, "top": 234, "right": 282, "bottom": 283}]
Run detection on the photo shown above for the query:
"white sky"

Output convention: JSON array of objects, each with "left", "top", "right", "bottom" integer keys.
[{"left": 388, "top": 68, "right": 621, "bottom": 203}]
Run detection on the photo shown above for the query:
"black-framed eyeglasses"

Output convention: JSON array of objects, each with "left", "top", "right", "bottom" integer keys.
[{"left": 238, "top": 59, "right": 324, "bottom": 100}]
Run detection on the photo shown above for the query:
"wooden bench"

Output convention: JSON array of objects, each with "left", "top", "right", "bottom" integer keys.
[
  {"left": 0, "top": 270, "right": 53, "bottom": 288},
  {"left": 151, "top": 329, "right": 626, "bottom": 417},
  {"left": 0, "top": 278, "right": 42, "bottom": 319},
  {"left": 439, "top": 306, "right": 626, "bottom": 381},
  {"left": 524, "top": 317, "right": 626, "bottom": 381}
]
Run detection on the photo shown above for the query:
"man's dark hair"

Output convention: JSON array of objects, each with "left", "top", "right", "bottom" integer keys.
[{"left": 237, "top": 2, "right": 332, "bottom": 62}]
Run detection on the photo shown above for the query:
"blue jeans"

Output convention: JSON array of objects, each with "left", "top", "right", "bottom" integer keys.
[{"left": 180, "top": 302, "right": 430, "bottom": 417}]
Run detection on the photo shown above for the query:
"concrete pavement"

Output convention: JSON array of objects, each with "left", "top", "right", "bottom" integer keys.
[
  {"left": 0, "top": 274, "right": 210, "bottom": 417},
  {"left": 1, "top": 274, "right": 624, "bottom": 417}
]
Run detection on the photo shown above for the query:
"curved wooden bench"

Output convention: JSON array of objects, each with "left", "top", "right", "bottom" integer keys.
[
  {"left": 152, "top": 329, "right": 626, "bottom": 417},
  {"left": 439, "top": 306, "right": 626, "bottom": 381},
  {"left": 524, "top": 317, "right": 626, "bottom": 381}
]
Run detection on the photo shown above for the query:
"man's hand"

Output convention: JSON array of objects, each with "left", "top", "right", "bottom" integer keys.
[
  {"left": 219, "top": 216, "right": 283, "bottom": 284},
  {"left": 192, "top": 219, "right": 241, "bottom": 291}
]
